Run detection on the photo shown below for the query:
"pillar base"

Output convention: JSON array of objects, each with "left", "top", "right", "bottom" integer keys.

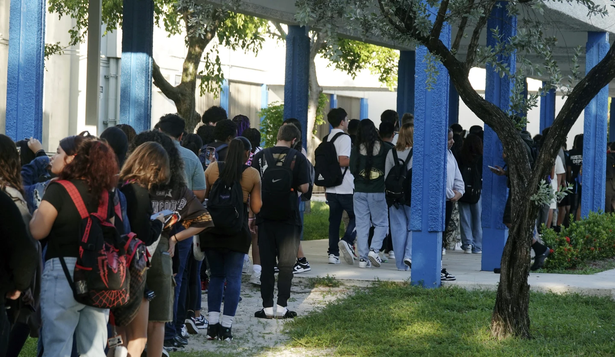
[
  {"left": 411, "top": 231, "right": 443, "bottom": 288},
  {"left": 481, "top": 228, "right": 507, "bottom": 271}
]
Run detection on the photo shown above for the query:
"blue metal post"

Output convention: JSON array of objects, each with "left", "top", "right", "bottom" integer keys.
[
  {"left": 5, "top": 0, "right": 46, "bottom": 140},
  {"left": 410, "top": 22, "right": 450, "bottom": 289},
  {"left": 330, "top": 94, "right": 338, "bottom": 109},
  {"left": 581, "top": 32, "right": 610, "bottom": 217},
  {"left": 539, "top": 83, "right": 556, "bottom": 132},
  {"left": 220, "top": 79, "right": 230, "bottom": 115},
  {"left": 283, "top": 25, "right": 310, "bottom": 151},
  {"left": 120, "top": 0, "right": 154, "bottom": 133},
  {"left": 610, "top": 99, "right": 615, "bottom": 142},
  {"left": 260, "top": 84, "right": 268, "bottom": 147},
  {"left": 449, "top": 83, "right": 459, "bottom": 126},
  {"left": 397, "top": 50, "right": 415, "bottom": 118},
  {"left": 482, "top": 2, "right": 515, "bottom": 271},
  {"left": 360, "top": 98, "right": 369, "bottom": 120}
]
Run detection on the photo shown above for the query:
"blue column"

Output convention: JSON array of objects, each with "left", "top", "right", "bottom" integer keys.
[
  {"left": 449, "top": 83, "right": 459, "bottom": 126},
  {"left": 581, "top": 32, "right": 609, "bottom": 217},
  {"left": 260, "top": 84, "right": 268, "bottom": 146},
  {"left": 5, "top": 0, "right": 46, "bottom": 140},
  {"left": 360, "top": 98, "right": 369, "bottom": 120},
  {"left": 220, "top": 79, "right": 230, "bottom": 114},
  {"left": 610, "top": 99, "right": 615, "bottom": 142},
  {"left": 283, "top": 25, "right": 310, "bottom": 150},
  {"left": 410, "top": 23, "right": 450, "bottom": 289},
  {"left": 119, "top": 0, "right": 154, "bottom": 133},
  {"left": 329, "top": 94, "right": 338, "bottom": 109},
  {"left": 397, "top": 50, "right": 415, "bottom": 118},
  {"left": 482, "top": 2, "right": 515, "bottom": 271},
  {"left": 539, "top": 83, "right": 556, "bottom": 132}
]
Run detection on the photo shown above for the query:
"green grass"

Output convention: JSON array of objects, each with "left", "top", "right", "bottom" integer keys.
[
  {"left": 286, "top": 282, "right": 615, "bottom": 356},
  {"left": 541, "top": 257, "right": 615, "bottom": 275},
  {"left": 306, "top": 274, "right": 343, "bottom": 288},
  {"left": 303, "top": 201, "right": 344, "bottom": 241}
]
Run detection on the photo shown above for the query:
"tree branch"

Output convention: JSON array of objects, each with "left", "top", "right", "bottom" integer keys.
[
  {"left": 273, "top": 21, "right": 287, "bottom": 39},
  {"left": 465, "top": 0, "right": 497, "bottom": 69},
  {"left": 430, "top": 0, "right": 450, "bottom": 45},
  {"left": 152, "top": 60, "right": 180, "bottom": 102},
  {"left": 451, "top": 0, "right": 475, "bottom": 54}
]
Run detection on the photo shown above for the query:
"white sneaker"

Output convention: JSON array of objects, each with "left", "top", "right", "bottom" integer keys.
[
  {"left": 403, "top": 258, "right": 412, "bottom": 268},
  {"left": 338, "top": 240, "right": 356, "bottom": 265},
  {"left": 328, "top": 254, "right": 341, "bottom": 264},
  {"left": 388, "top": 251, "right": 396, "bottom": 260},
  {"left": 250, "top": 270, "right": 261, "bottom": 285},
  {"left": 368, "top": 250, "right": 382, "bottom": 268},
  {"left": 359, "top": 258, "right": 372, "bottom": 268},
  {"left": 442, "top": 248, "right": 446, "bottom": 256},
  {"left": 464, "top": 248, "right": 472, "bottom": 254}
]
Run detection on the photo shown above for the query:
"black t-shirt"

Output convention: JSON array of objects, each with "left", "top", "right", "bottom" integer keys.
[
  {"left": 120, "top": 183, "right": 163, "bottom": 246},
  {"left": 567, "top": 149, "right": 583, "bottom": 183},
  {"left": 43, "top": 180, "right": 114, "bottom": 261},
  {"left": 251, "top": 146, "right": 310, "bottom": 226}
]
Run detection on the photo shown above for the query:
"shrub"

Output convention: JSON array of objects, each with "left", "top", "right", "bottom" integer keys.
[{"left": 541, "top": 212, "right": 615, "bottom": 270}]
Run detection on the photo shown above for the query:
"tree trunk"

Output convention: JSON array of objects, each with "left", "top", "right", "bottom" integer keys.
[{"left": 306, "top": 34, "right": 326, "bottom": 162}]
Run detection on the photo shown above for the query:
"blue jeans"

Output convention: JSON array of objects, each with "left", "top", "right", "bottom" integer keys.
[
  {"left": 354, "top": 192, "right": 389, "bottom": 260},
  {"left": 389, "top": 205, "right": 413, "bottom": 270},
  {"left": 327, "top": 193, "right": 356, "bottom": 256},
  {"left": 165, "top": 238, "right": 192, "bottom": 340},
  {"left": 40, "top": 258, "right": 109, "bottom": 357},
  {"left": 459, "top": 199, "right": 483, "bottom": 252},
  {"left": 204, "top": 249, "right": 244, "bottom": 317}
]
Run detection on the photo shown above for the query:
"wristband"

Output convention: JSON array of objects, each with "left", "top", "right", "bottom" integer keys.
[
  {"left": 172, "top": 235, "right": 178, "bottom": 243},
  {"left": 248, "top": 217, "right": 256, "bottom": 221}
]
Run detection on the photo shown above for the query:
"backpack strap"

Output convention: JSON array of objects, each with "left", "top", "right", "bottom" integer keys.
[
  {"left": 404, "top": 148, "right": 413, "bottom": 168},
  {"left": 55, "top": 180, "right": 89, "bottom": 220},
  {"left": 283, "top": 149, "right": 298, "bottom": 169},
  {"left": 329, "top": 132, "right": 347, "bottom": 144}
]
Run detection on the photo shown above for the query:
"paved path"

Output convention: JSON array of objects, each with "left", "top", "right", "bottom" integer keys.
[{"left": 295, "top": 239, "right": 615, "bottom": 298}]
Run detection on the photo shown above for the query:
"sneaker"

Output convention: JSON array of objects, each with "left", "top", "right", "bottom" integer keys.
[
  {"left": 207, "top": 323, "right": 220, "bottom": 340},
  {"left": 250, "top": 270, "right": 261, "bottom": 285},
  {"left": 201, "top": 279, "right": 208, "bottom": 294},
  {"left": 403, "top": 258, "right": 412, "bottom": 269},
  {"left": 194, "top": 315, "right": 208, "bottom": 329},
  {"left": 274, "top": 266, "right": 280, "bottom": 274},
  {"left": 473, "top": 250, "right": 482, "bottom": 254},
  {"left": 180, "top": 324, "right": 190, "bottom": 338},
  {"left": 368, "top": 250, "right": 382, "bottom": 268},
  {"left": 293, "top": 259, "right": 311, "bottom": 273},
  {"left": 161, "top": 348, "right": 170, "bottom": 357},
  {"left": 328, "top": 254, "right": 341, "bottom": 264},
  {"left": 388, "top": 251, "right": 396, "bottom": 260},
  {"left": 218, "top": 326, "right": 233, "bottom": 341},
  {"left": 441, "top": 269, "right": 456, "bottom": 281},
  {"left": 531, "top": 248, "right": 550, "bottom": 271},
  {"left": 463, "top": 248, "right": 472, "bottom": 254},
  {"left": 379, "top": 251, "right": 388, "bottom": 263},
  {"left": 338, "top": 240, "right": 356, "bottom": 265},
  {"left": 163, "top": 337, "right": 185, "bottom": 349},
  {"left": 442, "top": 248, "right": 446, "bottom": 256},
  {"left": 358, "top": 258, "right": 371, "bottom": 268},
  {"left": 176, "top": 335, "right": 188, "bottom": 345}
]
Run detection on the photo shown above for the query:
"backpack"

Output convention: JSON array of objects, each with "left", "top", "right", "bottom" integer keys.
[
  {"left": 459, "top": 160, "right": 482, "bottom": 204},
  {"left": 384, "top": 149, "right": 413, "bottom": 208},
  {"left": 56, "top": 180, "right": 130, "bottom": 309},
  {"left": 607, "top": 153, "right": 615, "bottom": 180},
  {"left": 207, "top": 162, "right": 247, "bottom": 235},
  {"left": 199, "top": 143, "right": 228, "bottom": 170},
  {"left": 259, "top": 149, "right": 298, "bottom": 221},
  {"left": 314, "top": 132, "right": 348, "bottom": 187}
]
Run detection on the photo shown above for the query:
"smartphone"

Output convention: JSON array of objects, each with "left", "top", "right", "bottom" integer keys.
[
  {"left": 151, "top": 209, "right": 174, "bottom": 221},
  {"left": 488, "top": 165, "right": 499, "bottom": 171}
]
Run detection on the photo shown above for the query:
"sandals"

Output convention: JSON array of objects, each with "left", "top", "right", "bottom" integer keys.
[
  {"left": 254, "top": 308, "right": 297, "bottom": 319},
  {"left": 275, "top": 310, "right": 297, "bottom": 319},
  {"left": 254, "top": 309, "right": 273, "bottom": 319}
]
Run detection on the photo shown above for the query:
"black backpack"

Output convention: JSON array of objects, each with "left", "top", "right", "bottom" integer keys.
[
  {"left": 207, "top": 162, "right": 246, "bottom": 235},
  {"left": 259, "top": 149, "right": 298, "bottom": 221},
  {"left": 56, "top": 180, "right": 130, "bottom": 309},
  {"left": 385, "top": 149, "right": 413, "bottom": 208},
  {"left": 314, "top": 132, "right": 348, "bottom": 187},
  {"left": 459, "top": 160, "right": 482, "bottom": 204},
  {"left": 607, "top": 153, "right": 615, "bottom": 180}
]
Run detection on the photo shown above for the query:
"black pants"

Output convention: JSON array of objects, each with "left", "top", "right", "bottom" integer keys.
[
  {"left": 258, "top": 221, "right": 300, "bottom": 308},
  {"left": 0, "top": 303, "right": 9, "bottom": 357}
]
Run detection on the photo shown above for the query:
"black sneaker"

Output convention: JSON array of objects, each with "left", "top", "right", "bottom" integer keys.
[
  {"left": 175, "top": 335, "right": 188, "bottom": 345},
  {"left": 218, "top": 326, "right": 233, "bottom": 341},
  {"left": 531, "top": 248, "right": 550, "bottom": 271},
  {"left": 338, "top": 240, "right": 357, "bottom": 265},
  {"left": 207, "top": 323, "right": 220, "bottom": 340},
  {"left": 293, "top": 259, "right": 311, "bottom": 274},
  {"left": 163, "top": 337, "right": 185, "bottom": 349},
  {"left": 441, "top": 269, "right": 456, "bottom": 281}
]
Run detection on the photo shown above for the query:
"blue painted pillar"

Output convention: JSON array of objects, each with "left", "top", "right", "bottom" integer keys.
[
  {"left": 449, "top": 83, "right": 459, "bottom": 126},
  {"left": 283, "top": 26, "right": 310, "bottom": 151},
  {"left": 260, "top": 84, "right": 268, "bottom": 146},
  {"left": 539, "top": 83, "right": 556, "bottom": 132},
  {"left": 330, "top": 94, "right": 338, "bottom": 109},
  {"left": 410, "top": 22, "right": 450, "bottom": 289},
  {"left": 610, "top": 99, "right": 615, "bottom": 142},
  {"left": 5, "top": 0, "right": 46, "bottom": 140},
  {"left": 397, "top": 50, "right": 415, "bottom": 118},
  {"left": 120, "top": 0, "right": 154, "bottom": 133},
  {"left": 360, "top": 98, "right": 369, "bottom": 120},
  {"left": 482, "top": 2, "right": 515, "bottom": 271},
  {"left": 581, "top": 32, "right": 609, "bottom": 217},
  {"left": 220, "top": 79, "right": 230, "bottom": 115}
]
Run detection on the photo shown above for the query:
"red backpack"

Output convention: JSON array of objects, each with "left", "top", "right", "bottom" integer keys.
[{"left": 57, "top": 180, "right": 130, "bottom": 309}]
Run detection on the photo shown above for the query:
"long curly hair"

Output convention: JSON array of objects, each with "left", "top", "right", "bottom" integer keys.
[
  {"left": 356, "top": 119, "right": 381, "bottom": 175},
  {"left": 60, "top": 140, "right": 119, "bottom": 205},
  {"left": 0, "top": 134, "right": 24, "bottom": 195},
  {"left": 132, "top": 130, "right": 185, "bottom": 191}
]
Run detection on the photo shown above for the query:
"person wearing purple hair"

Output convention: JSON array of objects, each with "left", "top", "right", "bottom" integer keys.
[{"left": 232, "top": 115, "right": 251, "bottom": 137}]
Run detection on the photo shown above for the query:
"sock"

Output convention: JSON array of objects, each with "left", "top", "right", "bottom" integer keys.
[
  {"left": 263, "top": 307, "right": 274, "bottom": 317},
  {"left": 253, "top": 264, "right": 262, "bottom": 274},
  {"left": 297, "top": 257, "right": 307, "bottom": 264},
  {"left": 532, "top": 241, "right": 547, "bottom": 256},
  {"left": 221, "top": 315, "right": 234, "bottom": 328},
  {"left": 209, "top": 311, "right": 220, "bottom": 325},
  {"left": 276, "top": 304, "right": 287, "bottom": 316}
]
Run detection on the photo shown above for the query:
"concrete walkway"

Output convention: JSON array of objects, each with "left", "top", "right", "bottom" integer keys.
[{"left": 295, "top": 239, "right": 615, "bottom": 298}]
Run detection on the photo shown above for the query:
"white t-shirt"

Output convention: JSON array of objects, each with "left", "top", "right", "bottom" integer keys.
[
  {"left": 325, "top": 128, "right": 354, "bottom": 194},
  {"left": 550, "top": 155, "right": 566, "bottom": 209}
]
